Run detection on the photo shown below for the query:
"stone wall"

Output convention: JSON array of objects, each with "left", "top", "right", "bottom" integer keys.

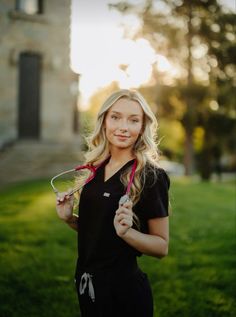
[{"left": 0, "top": 0, "right": 78, "bottom": 147}]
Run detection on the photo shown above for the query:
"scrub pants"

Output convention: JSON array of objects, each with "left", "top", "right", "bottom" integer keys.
[{"left": 75, "top": 267, "right": 153, "bottom": 317}]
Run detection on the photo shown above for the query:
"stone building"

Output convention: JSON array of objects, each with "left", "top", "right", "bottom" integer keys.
[{"left": 0, "top": 0, "right": 81, "bottom": 186}]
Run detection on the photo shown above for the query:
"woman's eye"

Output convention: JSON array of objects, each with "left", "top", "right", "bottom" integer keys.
[
  {"left": 111, "top": 115, "right": 119, "bottom": 120},
  {"left": 131, "top": 119, "right": 139, "bottom": 123}
]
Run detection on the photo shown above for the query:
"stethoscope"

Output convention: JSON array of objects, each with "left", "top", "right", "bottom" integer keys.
[{"left": 50, "top": 157, "right": 137, "bottom": 205}]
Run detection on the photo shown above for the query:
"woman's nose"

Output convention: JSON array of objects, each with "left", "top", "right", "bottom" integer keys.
[{"left": 119, "top": 120, "right": 128, "bottom": 131}]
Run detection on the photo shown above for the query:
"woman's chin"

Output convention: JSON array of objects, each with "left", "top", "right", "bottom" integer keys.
[{"left": 110, "top": 142, "right": 133, "bottom": 150}]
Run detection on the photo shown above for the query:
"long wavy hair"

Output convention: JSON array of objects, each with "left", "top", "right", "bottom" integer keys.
[{"left": 83, "top": 89, "right": 160, "bottom": 206}]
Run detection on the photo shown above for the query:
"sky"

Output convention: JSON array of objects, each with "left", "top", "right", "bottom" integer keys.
[
  {"left": 71, "top": 0, "right": 175, "bottom": 110},
  {"left": 70, "top": 0, "right": 235, "bottom": 110},
  {"left": 219, "top": 0, "right": 236, "bottom": 11}
]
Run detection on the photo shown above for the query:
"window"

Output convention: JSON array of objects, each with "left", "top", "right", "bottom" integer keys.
[{"left": 15, "top": 0, "right": 43, "bottom": 15}]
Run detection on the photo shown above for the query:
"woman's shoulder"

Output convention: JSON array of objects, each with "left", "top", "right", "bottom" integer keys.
[
  {"left": 135, "top": 162, "right": 170, "bottom": 218},
  {"left": 142, "top": 162, "right": 170, "bottom": 189}
]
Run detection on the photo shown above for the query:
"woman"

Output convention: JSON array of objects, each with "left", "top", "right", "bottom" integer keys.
[{"left": 56, "top": 89, "right": 170, "bottom": 317}]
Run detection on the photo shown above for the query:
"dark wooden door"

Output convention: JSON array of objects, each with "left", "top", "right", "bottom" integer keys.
[{"left": 18, "top": 52, "right": 41, "bottom": 139}]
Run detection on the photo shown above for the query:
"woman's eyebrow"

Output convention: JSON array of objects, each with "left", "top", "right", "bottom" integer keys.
[
  {"left": 110, "top": 111, "right": 121, "bottom": 114},
  {"left": 129, "top": 114, "right": 142, "bottom": 117},
  {"left": 110, "top": 111, "right": 142, "bottom": 117}
]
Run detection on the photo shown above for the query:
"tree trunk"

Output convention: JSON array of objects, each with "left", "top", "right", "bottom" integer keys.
[
  {"left": 184, "top": 129, "right": 194, "bottom": 175},
  {"left": 184, "top": 2, "right": 194, "bottom": 176},
  {"left": 199, "top": 148, "right": 212, "bottom": 180},
  {"left": 199, "top": 128, "right": 213, "bottom": 181}
]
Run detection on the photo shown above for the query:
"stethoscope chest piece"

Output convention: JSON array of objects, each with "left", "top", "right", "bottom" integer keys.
[{"left": 119, "top": 194, "right": 130, "bottom": 206}]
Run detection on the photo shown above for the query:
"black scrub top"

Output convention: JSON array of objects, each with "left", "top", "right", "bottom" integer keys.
[{"left": 76, "top": 157, "right": 170, "bottom": 274}]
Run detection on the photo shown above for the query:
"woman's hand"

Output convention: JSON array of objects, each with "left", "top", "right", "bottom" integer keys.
[
  {"left": 114, "top": 200, "right": 133, "bottom": 237},
  {"left": 56, "top": 191, "right": 74, "bottom": 222}
]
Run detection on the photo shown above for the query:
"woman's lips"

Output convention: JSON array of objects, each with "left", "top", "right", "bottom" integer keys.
[{"left": 115, "top": 135, "right": 129, "bottom": 140}]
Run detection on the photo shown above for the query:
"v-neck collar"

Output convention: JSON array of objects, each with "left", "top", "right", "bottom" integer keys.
[{"left": 102, "top": 157, "right": 135, "bottom": 183}]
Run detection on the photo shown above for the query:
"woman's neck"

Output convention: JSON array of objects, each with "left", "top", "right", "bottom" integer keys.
[{"left": 108, "top": 147, "right": 134, "bottom": 166}]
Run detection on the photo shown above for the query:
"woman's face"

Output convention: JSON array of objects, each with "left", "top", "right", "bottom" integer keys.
[{"left": 104, "top": 97, "right": 144, "bottom": 150}]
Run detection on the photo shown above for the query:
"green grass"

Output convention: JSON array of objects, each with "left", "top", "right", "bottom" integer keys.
[{"left": 0, "top": 178, "right": 235, "bottom": 317}]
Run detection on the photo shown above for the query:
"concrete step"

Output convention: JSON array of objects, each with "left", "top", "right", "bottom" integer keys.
[{"left": 0, "top": 140, "right": 84, "bottom": 187}]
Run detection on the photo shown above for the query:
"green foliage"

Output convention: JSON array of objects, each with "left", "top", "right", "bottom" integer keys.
[
  {"left": 0, "top": 179, "right": 235, "bottom": 316},
  {"left": 158, "top": 118, "right": 185, "bottom": 159},
  {"left": 111, "top": 0, "right": 236, "bottom": 178}
]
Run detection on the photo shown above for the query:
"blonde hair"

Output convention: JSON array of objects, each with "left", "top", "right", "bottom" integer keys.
[{"left": 83, "top": 89, "right": 160, "bottom": 205}]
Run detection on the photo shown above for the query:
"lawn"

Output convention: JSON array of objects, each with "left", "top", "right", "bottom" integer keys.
[{"left": 0, "top": 178, "right": 235, "bottom": 317}]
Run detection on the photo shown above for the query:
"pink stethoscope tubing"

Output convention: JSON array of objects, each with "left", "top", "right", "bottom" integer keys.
[{"left": 50, "top": 158, "right": 137, "bottom": 200}]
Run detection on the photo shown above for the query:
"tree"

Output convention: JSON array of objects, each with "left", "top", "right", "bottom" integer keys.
[{"left": 110, "top": 0, "right": 236, "bottom": 179}]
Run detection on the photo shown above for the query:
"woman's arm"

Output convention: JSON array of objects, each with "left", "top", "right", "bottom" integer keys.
[
  {"left": 63, "top": 214, "right": 79, "bottom": 232},
  {"left": 120, "top": 217, "right": 169, "bottom": 258},
  {"left": 56, "top": 193, "right": 79, "bottom": 232},
  {"left": 114, "top": 201, "right": 169, "bottom": 258}
]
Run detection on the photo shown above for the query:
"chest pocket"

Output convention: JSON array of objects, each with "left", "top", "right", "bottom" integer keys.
[{"left": 102, "top": 189, "right": 124, "bottom": 216}]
